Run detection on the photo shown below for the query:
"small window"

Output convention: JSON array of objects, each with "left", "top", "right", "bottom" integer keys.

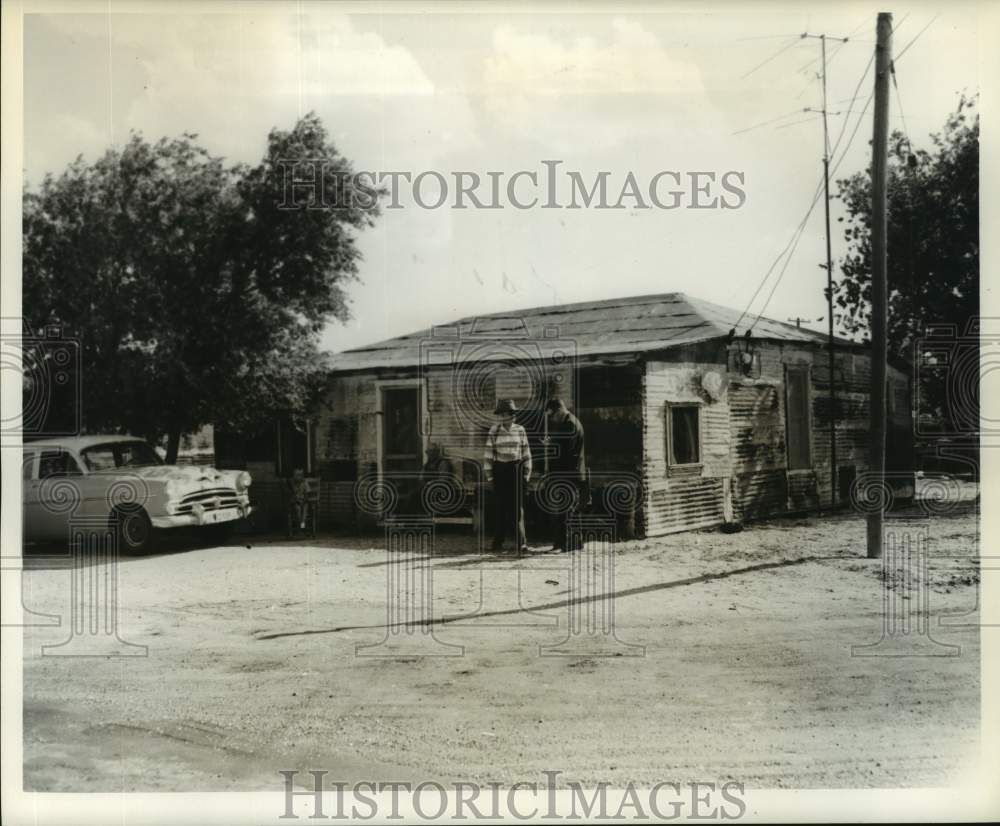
[
  {"left": 38, "top": 449, "right": 83, "bottom": 479},
  {"left": 668, "top": 404, "right": 701, "bottom": 466}
]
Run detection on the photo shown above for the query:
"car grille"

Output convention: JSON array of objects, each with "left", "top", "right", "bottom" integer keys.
[{"left": 175, "top": 487, "right": 242, "bottom": 514}]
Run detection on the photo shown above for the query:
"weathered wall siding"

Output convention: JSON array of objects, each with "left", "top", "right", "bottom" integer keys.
[
  {"left": 787, "top": 471, "right": 819, "bottom": 512},
  {"left": 728, "top": 381, "right": 791, "bottom": 520},
  {"left": 727, "top": 342, "right": 911, "bottom": 514},
  {"left": 643, "top": 359, "right": 730, "bottom": 536},
  {"left": 317, "top": 360, "right": 582, "bottom": 483},
  {"left": 318, "top": 340, "right": 912, "bottom": 534},
  {"left": 729, "top": 384, "right": 785, "bottom": 473},
  {"left": 732, "top": 469, "right": 787, "bottom": 521},
  {"left": 647, "top": 479, "right": 726, "bottom": 533},
  {"left": 319, "top": 481, "right": 357, "bottom": 526},
  {"left": 426, "top": 367, "right": 492, "bottom": 456},
  {"left": 315, "top": 372, "right": 379, "bottom": 475}
]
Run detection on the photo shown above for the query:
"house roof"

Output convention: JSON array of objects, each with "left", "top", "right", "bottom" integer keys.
[
  {"left": 22, "top": 434, "right": 150, "bottom": 451},
  {"left": 326, "top": 292, "right": 859, "bottom": 373}
]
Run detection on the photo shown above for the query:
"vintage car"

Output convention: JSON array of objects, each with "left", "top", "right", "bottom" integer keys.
[{"left": 22, "top": 435, "right": 252, "bottom": 553}]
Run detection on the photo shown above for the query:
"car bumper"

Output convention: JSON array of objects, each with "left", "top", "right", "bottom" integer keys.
[{"left": 151, "top": 504, "right": 252, "bottom": 529}]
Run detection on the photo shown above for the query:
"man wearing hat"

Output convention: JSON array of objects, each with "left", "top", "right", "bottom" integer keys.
[
  {"left": 484, "top": 399, "right": 532, "bottom": 553},
  {"left": 544, "top": 398, "right": 587, "bottom": 552}
]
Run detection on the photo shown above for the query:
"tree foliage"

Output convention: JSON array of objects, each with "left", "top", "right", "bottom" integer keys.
[
  {"left": 835, "top": 94, "right": 979, "bottom": 357},
  {"left": 23, "top": 113, "right": 378, "bottom": 459}
]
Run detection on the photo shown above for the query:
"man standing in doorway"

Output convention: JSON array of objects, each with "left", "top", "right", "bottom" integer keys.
[
  {"left": 544, "top": 398, "right": 586, "bottom": 552},
  {"left": 484, "top": 399, "right": 532, "bottom": 553}
]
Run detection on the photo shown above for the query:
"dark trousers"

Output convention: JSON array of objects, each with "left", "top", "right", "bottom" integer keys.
[
  {"left": 551, "top": 478, "right": 586, "bottom": 551},
  {"left": 492, "top": 461, "right": 526, "bottom": 549}
]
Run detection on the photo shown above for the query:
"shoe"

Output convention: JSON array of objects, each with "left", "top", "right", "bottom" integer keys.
[{"left": 518, "top": 545, "right": 530, "bottom": 554}]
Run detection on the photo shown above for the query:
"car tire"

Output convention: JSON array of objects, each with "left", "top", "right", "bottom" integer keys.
[{"left": 114, "top": 506, "right": 154, "bottom": 554}]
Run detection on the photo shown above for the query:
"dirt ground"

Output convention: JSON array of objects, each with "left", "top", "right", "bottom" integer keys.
[{"left": 19, "top": 498, "right": 982, "bottom": 792}]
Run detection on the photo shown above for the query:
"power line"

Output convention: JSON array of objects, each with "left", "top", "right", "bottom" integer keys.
[
  {"left": 736, "top": 33, "right": 806, "bottom": 41},
  {"left": 735, "top": 40, "right": 871, "bottom": 330},
  {"left": 751, "top": 91, "right": 876, "bottom": 328},
  {"left": 793, "top": 13, "right": 902, "bottom": 102},
  {"left": 895, "top": 13, "right": 940, "bottom": 62},
  {"left": 795, "top": 12, "right": 875, "bottom": 75},
  {"left": 774, "top": 114, "right": 823, "bottom": 131},
  {"left": 890, "top": 67, "right": 911, "bottom": 138},
  {"left": 749, "top": 181, "right": 825, "bottom": 329},
  {"left": 831, "top": 90, "right": 874, "bottom": 178},
  {"left": 893, "top": 12, "right": 912, "bottom": 33},
  {"left": 732, "top": 175, "right": 825, "bottom": 330},
  {"left": 796, "top": 36, "right": 849, "bottom": 74},
  {"left": 741, "top": 34, "right": 805, "bottom": 79},
  {"left": 734, "top": 9, "right": 929, "bottom": 333},
  {"left": 732, "top": 107, "right": 812, "bottom": 135},
  {"left": 829, "top": 50, "right": 875, "bottom": 161},
  {"left": 744, "top": 50, "right": 878, "bottom": 331}
]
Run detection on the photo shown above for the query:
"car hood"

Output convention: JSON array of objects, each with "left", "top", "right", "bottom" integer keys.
[{"left": 105, "top": 465, "right": 240, "bottom": 487}]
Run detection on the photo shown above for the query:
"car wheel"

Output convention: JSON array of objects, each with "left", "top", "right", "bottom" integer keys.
[{"left": 114, "top": 506, "right": 154, "bottom": 554}]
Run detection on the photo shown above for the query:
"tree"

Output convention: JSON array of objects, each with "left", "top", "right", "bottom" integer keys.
[
  {"left": 834, "top": 95, "right": 979, "bottom": 430},
  {"left": 23, "top": 113, "right": 379, "bottom": 461}
]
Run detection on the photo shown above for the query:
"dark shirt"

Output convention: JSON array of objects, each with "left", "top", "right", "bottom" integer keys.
[
  {"left": 421, "top": 455, "right": 455, "bottom": 482},
  {"left": 548, "top": 410, "right": 586, "bottom": 478}
]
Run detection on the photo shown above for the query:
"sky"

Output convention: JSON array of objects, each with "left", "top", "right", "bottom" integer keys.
[{"left": 22, "top": 1, "right": 982, "bottom": 354}]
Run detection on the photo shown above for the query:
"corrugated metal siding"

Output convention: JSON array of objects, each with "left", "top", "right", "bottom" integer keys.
[
  {"left": 729, "top": 380, "right": 789, "bottom": 522},
  {"left": 729, "top": 384, "right": 785, "bottom": 472},
  {"left": 314, "top": 339, "right": 912, "bottom": 537},
  {"left": 647, "top": 479, "right": 726, "bottom": 533},
  {"left": 787, "top": 471, "right": 819, "bottom": 511},
  {"left": 643, "top": 359, "right": 730, "bottom": 537},
  {"left": 726, "top": 342, "right": 910, "bottom": 519},
  {"left": 732, "top": 469, "right": 787, "bottom": 521}
]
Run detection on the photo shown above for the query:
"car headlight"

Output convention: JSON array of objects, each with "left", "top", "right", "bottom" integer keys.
[{"left": 236, "top": 471, "right": 252, "bottom": 492}]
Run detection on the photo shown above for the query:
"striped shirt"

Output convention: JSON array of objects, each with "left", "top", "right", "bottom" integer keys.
[{"left": 484, "top": 422, "right": 532, "bottom": 478}]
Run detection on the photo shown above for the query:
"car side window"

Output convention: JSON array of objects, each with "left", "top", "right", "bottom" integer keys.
[
  {"left": 81, "top": 447, "right": 116, "bottom": 471},
  {"left": 22, "top": 451, "right": 36, "bottom": 481},
  {"left": 38, "top": 450, "right": 84, "bottom": 479}
]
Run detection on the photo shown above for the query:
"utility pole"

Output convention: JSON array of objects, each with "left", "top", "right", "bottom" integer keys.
[
  {"left": 803, "top": 31, "right": 848, "bottom": 510},
  {"left": 867, "top": 12, "right": 893, "bottom": 560}
]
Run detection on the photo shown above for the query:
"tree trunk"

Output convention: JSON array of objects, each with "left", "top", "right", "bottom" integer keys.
[{"left": 165, "top": 429, "right": 182, "bottom": 465}]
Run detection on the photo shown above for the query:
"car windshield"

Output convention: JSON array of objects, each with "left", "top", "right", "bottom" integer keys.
[{"left": 81, "top": 441, "right": 163, "bottom": 471}]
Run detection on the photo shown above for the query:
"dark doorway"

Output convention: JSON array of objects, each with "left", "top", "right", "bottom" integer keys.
[{"left": 785, "top": 367, "right": 812, "bottom": 470}]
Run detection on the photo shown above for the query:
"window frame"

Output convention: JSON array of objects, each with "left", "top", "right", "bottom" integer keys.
[
  {"left": 37, "top": 448, "right": 85, "bottom": 479},
  {"left": 665, "top": 402, "right": 702, "bottom": 469}
]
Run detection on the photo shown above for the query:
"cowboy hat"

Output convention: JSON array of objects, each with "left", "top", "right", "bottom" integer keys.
[{"left": 494, "top": 399, "right": 519, "bottom": 415}]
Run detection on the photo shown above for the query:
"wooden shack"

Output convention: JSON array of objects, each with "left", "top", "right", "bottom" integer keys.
[{"left": 315, "top": 292, "right": 913, "bottom": 537}]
